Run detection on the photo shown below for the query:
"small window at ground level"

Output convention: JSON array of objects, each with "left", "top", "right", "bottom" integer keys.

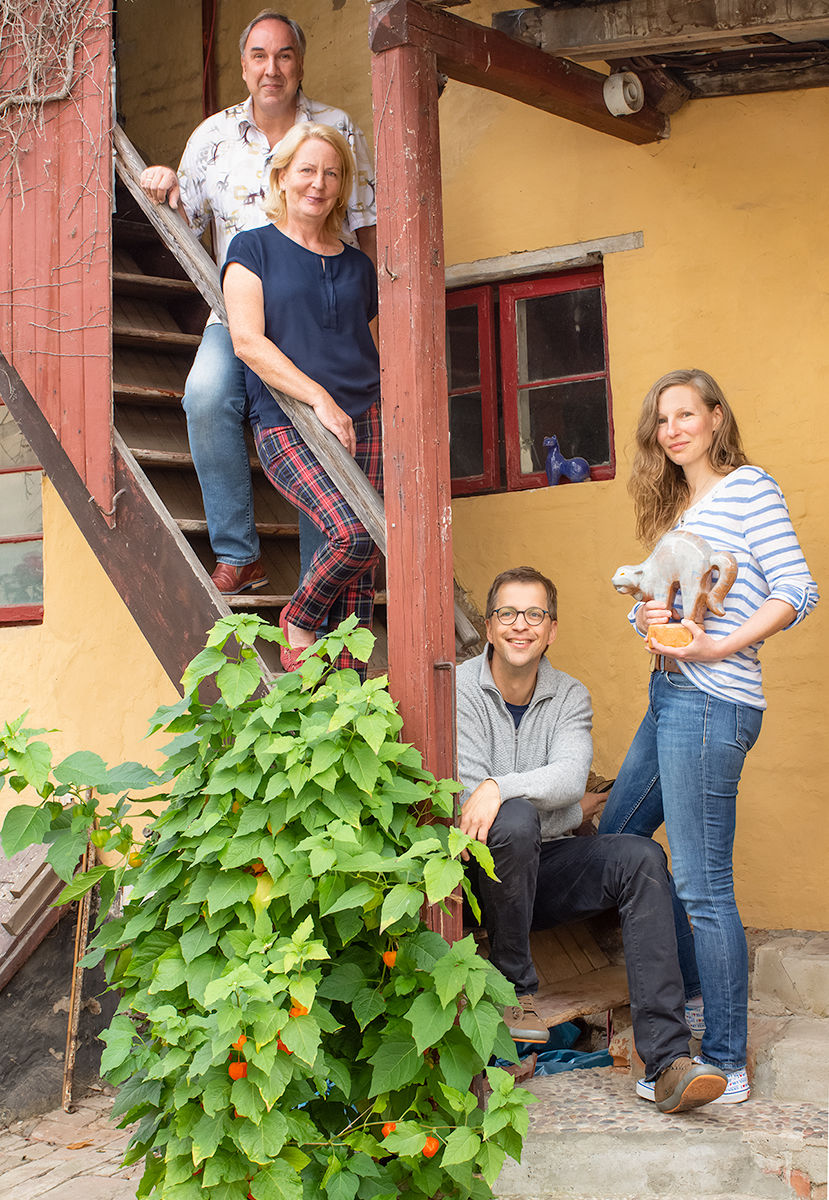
[
  {"left": 447, "top": 267, "right": 615, "bottom": 495},
  {"left": 0, "top": 401, "right": 43, "bottom": 625}
]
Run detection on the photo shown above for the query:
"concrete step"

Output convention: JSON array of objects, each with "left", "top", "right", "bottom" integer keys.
[
  {"left": 749, "top": 1011, "right": 829, "bottom": 1105},
  {"left": 752, "top": 934, "right": 829, "bottom": 1018},
  {"left": 495, "top": 1067, "right": 827, "bottom": 1200}
]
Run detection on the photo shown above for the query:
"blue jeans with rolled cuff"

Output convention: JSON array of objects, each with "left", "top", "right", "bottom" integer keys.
[
  {"left": 468, "top": 798, "right": 691, "bottom": 1080},
  {"left": 182, "top": 322, "right": 324, "bottom": 570},
  {"left": 598, "top": 669, "right": 762, "bottom": 1071}
]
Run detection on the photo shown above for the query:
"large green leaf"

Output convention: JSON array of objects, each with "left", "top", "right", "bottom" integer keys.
[
  {"left": 368, "top": 1037, "right": 420, "bottom": 1096},
  {"left": 1, "top": 804, "right": 51, "bottom": 856},
  {"left": 459, "top": 1000, "right": 504, "bottom": 1060},
  {"left": 52, "top": 750, "right": 108, "bottom": 787},
  {"left": 45, "top": 831, "right": 87, "bottom": 882},
  {"left": 206, "top": 870, "right": 257, "bottom": 915},
  {"left": 6, "top": 740, "right": 52, "bottom": 791},
  {"left": 237, "top": 1107, "right": 288, "bottom": 1163},
  {"left": 249, "top": 1159, "right": 304, "bottom": 1200},
  {"left": 423, "top": 856, "right": 463, "bottom": 905},
  {"left": 342, "top": 742, "right": 379, "bottom": 795},
  {"left": 404, "top": 991, "right": 457, "bottom": 1054},
  {"left": 217, "top": 657, "right": 262, "bottom": 706},
  {"left": 55, "top": 864, "right": 111, "bottom": 905},
  {"left": 379, "top": 883, "right": 422, "bottom": 932},
  {"left": 440, "top": 1126, "right": 481, "bottom": 1167}
]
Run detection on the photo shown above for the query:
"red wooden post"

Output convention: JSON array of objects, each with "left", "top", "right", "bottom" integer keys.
[{"left": 372, "top": 44, "right": 461, "bottom": 942}]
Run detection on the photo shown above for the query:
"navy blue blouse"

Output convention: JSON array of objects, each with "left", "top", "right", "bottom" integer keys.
[{"left": 222, "top": 224, "right": 380, "bottom": 428}]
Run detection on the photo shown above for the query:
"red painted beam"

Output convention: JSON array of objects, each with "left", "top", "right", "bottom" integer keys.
[
  {"left": 370, "top": 0, "right": 668, "bottom": 144},
  {"left": 372, "top": 44, "right": 461, "bottom": 943}
]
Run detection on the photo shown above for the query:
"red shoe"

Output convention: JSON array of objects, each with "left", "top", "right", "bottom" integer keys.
[
  {"left": 278, "top": 609, "right": 310, "bottom": 672},
  {"left": 211, "top": 559, "right": 268, "bottom": 595}
]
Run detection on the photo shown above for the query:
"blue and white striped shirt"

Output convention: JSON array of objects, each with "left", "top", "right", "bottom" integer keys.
[{"left": 630, "top": 465, "right": 818, "bottom": 710}]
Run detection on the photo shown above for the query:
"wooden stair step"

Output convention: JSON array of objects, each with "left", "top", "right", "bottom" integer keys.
[
  {"left": 131, "top": 447, "right": 261, "bottom": 471},
  {"left": 113, "top": 383, "right": 185, "bottom": 407},
  {"left": 178, "top": 518, "right": 298, "bottom": 537},
  {"left": 113, "top": 324, "right": 201, "bottom": 351},
  {"left": 113, "top": 216, "right": 163, "bottom": 245},
  {"left": 227, "top": 591, "right": 389, "bottom": 609},
  {"left": 113, "top": 270, "right": 200, "bottom": 300}
]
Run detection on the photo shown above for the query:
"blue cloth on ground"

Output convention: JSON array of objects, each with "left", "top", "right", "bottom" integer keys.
[{"left": 497, "top": 1021, "right": 613, "bottom": 1076}]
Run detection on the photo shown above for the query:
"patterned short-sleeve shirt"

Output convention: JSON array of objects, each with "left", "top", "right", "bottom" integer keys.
[{"left": 177, "top": 92, "right": 376, "bottom": 268}]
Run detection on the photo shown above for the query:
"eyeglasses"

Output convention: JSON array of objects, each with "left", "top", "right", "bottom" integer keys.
[{"left": 488, "top": 606, "right": 551, "bottom": 626}]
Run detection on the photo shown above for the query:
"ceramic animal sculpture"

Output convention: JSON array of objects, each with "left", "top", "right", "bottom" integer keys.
[
  {"left": 611, "top": 530, "right": 738, "bottom": 625},
  {"left": 543, "top": 436, "right": 591, "bottom": 486}
]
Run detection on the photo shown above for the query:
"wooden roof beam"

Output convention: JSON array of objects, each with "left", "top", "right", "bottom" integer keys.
[
  {"left": 493, "top": 0, "right": 829, "bottom": 62},
  {"left": 369, "top": 0, "right": 668, "bottom": 144}
]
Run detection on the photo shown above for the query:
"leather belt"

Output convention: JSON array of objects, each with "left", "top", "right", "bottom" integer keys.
[{"left": 652, "top": 654, "right": 681, "bottom": 673}]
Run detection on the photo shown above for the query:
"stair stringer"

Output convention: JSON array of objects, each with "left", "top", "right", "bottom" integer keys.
[{"left": 0, "top": 350, "right": 275, "bottom": 698}]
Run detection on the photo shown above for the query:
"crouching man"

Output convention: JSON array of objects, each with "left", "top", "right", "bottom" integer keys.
[{"left": 456, "top": 566, "right": 727, "bottom": 1113}]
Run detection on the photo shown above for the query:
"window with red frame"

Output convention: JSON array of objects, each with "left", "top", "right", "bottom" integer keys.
[
  {"left": 447, "top": 267, "right": 615, "bottom": 496},
  {"left": 0, "top": 401, "right": 43, "bottom": 625}
]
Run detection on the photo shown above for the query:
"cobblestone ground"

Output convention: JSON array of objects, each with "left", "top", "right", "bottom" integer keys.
[{"left": 0, "top": 1088, "right": 138, "bottom": 1200}]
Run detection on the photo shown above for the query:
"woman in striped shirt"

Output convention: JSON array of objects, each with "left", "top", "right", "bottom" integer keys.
[{"left": 599, "top": 368, "right": 818, "bottom": 1104}]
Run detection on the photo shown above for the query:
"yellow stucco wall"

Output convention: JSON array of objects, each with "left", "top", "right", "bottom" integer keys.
[
  {"left": 44, "top": 1, "right": 826, "bottom": 930},
  {"left": 0, "top": 481, "right": 178, "bottom": 824}
]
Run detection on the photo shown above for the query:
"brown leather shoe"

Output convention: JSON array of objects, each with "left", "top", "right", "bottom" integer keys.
[
  {"left": 504, "top": 994, "right": 549, "bottom": 1045},
  {"left": 211, "top": 559, "right": 268, "bottom": 595},
  {"left": 654, "top": 1055, "right": 728, "bottom": 1113}
]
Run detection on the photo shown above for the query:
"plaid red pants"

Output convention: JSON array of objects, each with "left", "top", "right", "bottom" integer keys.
[{"left": 254, "top": 404, "right": 382, "bottom": 673}]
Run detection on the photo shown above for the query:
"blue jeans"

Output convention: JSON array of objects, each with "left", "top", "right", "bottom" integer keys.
[
  {"left": 598, "top": 670, "right": 762, "bottom": 1071},
  {"left": 182, "top": 323, "right": 324, "bottom": 570}
]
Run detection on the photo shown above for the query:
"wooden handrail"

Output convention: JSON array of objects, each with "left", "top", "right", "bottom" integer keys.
[{"left": 113, "top": 125, "right": 479, "bottom": 650}]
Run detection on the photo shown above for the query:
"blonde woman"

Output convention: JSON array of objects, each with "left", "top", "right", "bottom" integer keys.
[
  {"left": 222, "top": 123, "right": 381, "bottom": 674},
  {"left": 600, "top": 369, "right": 818, "bottom": 1103}
]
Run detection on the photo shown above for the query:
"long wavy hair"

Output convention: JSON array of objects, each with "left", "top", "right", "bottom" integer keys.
[
  {"left": 264, "top": 123, "right": 353, "bottom": 241},
  {"left": 630, "top": 368, "right": 748, "bottom": 546}
]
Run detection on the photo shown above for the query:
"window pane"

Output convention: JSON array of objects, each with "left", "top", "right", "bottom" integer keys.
[
  {"left": 0, "top": 470, "right": 43, "bottom": 536},
  {"left": 516, "top": 379, "right": 610, "bottom": 476},
  {"left": 0, "top": 541, "right": 43, "bottom": 607},
  {"left": 516, "top": 288, "right": 605, "bottom": 384},
  {"left": 449, "top": 392, "right": 484, "bottom": 479},
  {"left": 447, "top": 306, "right": 480, "bottom": 390},
  {"left": 0, "top": 406, "right": 39, "bottom": 469}
]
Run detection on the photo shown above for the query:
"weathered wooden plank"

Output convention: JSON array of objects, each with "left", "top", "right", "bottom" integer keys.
[
  {"left": 683, "top": 59, "right": 829, "bottom": 95},
  {"left": 534, "top": 964, "right": 629, "bottom": 1028},
  {"left": 370, "top": 0, "right": 668, "bottom": 144},
  {"left": 494, "top": 0, "right": 829, "bottom": 62},
  {"left": 112, "top": 327, "right": 202, "bottom": 351},
  {"left": 446, "top": 232, "right": 644, "bottom": 289},
  {"left": 113, "top": 271, "right": 200, "bottom": 299}
]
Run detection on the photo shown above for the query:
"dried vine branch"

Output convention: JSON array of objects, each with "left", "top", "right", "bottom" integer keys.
[{"left": 0, "top": 0, "right": 107, "bottom": 187}]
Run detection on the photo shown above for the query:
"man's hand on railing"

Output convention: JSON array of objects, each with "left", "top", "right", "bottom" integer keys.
[{"left": 139, "top": 165, "right": 185, "bottom": 215}]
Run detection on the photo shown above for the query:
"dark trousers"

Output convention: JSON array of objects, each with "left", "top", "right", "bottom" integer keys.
[{"left": 469, "top": 797, "right": 691, "bottom": 1079}]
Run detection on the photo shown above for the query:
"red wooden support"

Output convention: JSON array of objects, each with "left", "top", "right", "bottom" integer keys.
[
  {"left": 370, "top": 0, "right": 668, "bottom": 145},
  {"left": 372, "top": 44, "right": 462, "bottom": 943}
]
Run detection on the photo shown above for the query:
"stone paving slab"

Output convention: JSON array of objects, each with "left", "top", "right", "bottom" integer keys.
[{"left": 0, "top": 1087, "right": 138, "bottom": 1200}]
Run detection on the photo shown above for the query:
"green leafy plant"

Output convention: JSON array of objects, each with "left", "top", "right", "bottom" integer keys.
[{"left": 1, "top": 615, "right": 532, "bottom": 1200}]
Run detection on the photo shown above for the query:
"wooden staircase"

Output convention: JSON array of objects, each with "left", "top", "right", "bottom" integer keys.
[{"left": 110, "top": 182, "right": 390, "bottom": 671}]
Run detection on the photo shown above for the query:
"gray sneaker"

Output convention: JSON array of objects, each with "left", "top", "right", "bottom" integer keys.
[{"left": 505, "top": 994, "right": 549, "bottom": 1044}]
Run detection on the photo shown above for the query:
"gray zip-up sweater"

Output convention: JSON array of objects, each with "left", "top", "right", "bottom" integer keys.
[{"left": 456, "top": 649, "right": 593, "bottom": 841}]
